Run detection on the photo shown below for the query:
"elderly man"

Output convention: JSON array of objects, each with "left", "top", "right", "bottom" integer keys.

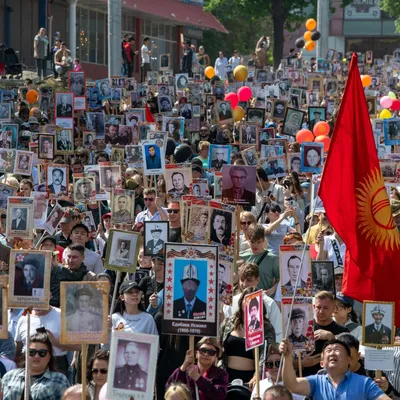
[{"left": 222, "top": 166, "right": 255, "bottom": 204}]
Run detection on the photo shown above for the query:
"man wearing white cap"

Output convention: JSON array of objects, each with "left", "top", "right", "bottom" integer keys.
[
  {"left": 173, "top": 263, "right": 206, "bottom": 320},
  {"left": 145, "top": 225, "right": 165, "bottom": 255},
  {"left": 365, "top": 305, "right": 392, "bottom": 345}
]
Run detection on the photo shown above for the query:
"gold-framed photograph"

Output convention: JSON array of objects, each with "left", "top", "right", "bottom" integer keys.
[
  {"left": 111, "top": 189, "right": 136, "bottom": 225},
  {"left": 60, "top": 281, "right": 109, "bottom": 345},
  {"left": 8, "top": 250, "right": 52, "bottom": 309}
]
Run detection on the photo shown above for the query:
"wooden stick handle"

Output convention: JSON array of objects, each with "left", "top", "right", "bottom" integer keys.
[
  {"left": 189, "top": 335, "right": 195, "bottom": 353},
  {"left": 297, "top": 350, "right": 303, "bottom": 378},
  {"left": 24, "top": 311, "right": 31, "bottom": 400},
  {"left": 255, "top": 346, "right": 260, "bottom": 398},
  {"left": 81, "top": 344, "right": 88, "bottom": 400}
]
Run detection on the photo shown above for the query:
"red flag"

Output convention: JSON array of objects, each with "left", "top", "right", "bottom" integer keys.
[
  {"left": 145, "top": 103, "right": 155, "bottom": 123},
  {"left": 319, "top": 53, "right": 400, "bottom": 324}
]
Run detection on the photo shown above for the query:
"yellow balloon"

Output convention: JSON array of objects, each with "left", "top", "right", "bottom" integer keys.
[
  {"left": 306, "top": 18, "right": 317, "bottom": 31},
  {"left": 303, "top": 31, "right": 312, "bottom": 42},
  {"left": 233, "top": 106, "right": 245, "bottom": 122},
  {"left": 204, "top": 66, "right": 215, "bottom": 79},
  {"left": 234, "top": 65, "right": 248, "bottom": 82},
  {"left": 380, "top": 109, "right": 392, "bottom": 119},
  {"left": 304, "top": 40, "right": 316, "bottom": 51}
]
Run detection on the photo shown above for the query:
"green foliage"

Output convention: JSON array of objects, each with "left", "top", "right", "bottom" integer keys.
[{"left": 380, "top": 0, "right": 400, "bottom": 32}]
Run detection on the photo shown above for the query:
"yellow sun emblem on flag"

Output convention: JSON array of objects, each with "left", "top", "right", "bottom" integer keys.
[{"left": 356, "top": 168, "right": 400, "bottom": 250}]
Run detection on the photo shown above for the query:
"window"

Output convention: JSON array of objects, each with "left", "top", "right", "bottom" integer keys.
[
  {"left": 89, "top": 10, "right": 97, "bottom": 63},
  {"left": 97, "top": 12, "right": 105, "bottom": 65},
  {"left": 79, "top": 8, "right": 89, "bottom": 62}
]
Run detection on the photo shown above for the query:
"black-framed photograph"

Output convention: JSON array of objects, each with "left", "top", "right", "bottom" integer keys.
[
  {"left": 165, "top": 165, "right": 192, "bottom": 199},
  {"left": 47, "top": 164, "right": 69, "bottom": 197},
  {"left": 272, "top": 99, "right": 287, "bottom": 120},
  {"left": 158, "top": 95, "right": 173, "bottom": 113},
  {"left": 366, "top": 96, "right": 377, "bottom": 116},
  {"left": 362, "top": 301, "right": 395, "bottom": 347},
  {"left": 216, "top": 100, "right": 233, "bottom": 124},
  {"left": 282, "top": 108, "right": 305, "bottom": 136},
  {"left": 256, "top": 68, "right": 268, "bottom": 83},
  {"left": 105, "top": 229, "right": 140, "bottom": 272},
  {"left": 55, "top": 92, "right": 74, "bottom": 129},
  {"left": 73, "top": 176, "right": 96, "bottom": 203},
  {"left": 125, "top": 145, "right": 143, "bottom": 168},
  {"left": 38, "top": 134, "right": 54, "bottom": 160},
  {"left": 308, "top": 107, "right": 327, "bottom": 132},
  {"left": 8, "top": 250, "right": 52, "bottom": 309},
  {"left": 163, "top": 243, "right": 219, "bottom": 336},
  {"left": 144, "top": 221, "right": 169, "bottom": 256},
  {"left": 311, "top": 261, "right": 335, "bottom": 295},
  {"left": 54, "top": 128, "right": 74, "bottom": 155},
  {"left": 247, "top": 107, "right": 265, "bottom": 126},
  {"left": 111, "top": 190, "right": 135, "bottom": 225},
  {"left": 60, "top": 281, "right": 109, "bottom": 344},
  {"left": 107, "top": 331, "right": 159, "bottom": 398},
  {"left": 209, "top": 144, "right": 231, "bottom": 171},
  {"left": 42, "top": 203, "right": 65, "bottom": 235},
  {"left": 306, "top": 91, "right": 320, "bottom": 106},
  {"left": 221, "top": 165, "right": 256, "bottom": 206},
  {"left": 240, "top": 123, "right": 258, "bottom": 146},
  {"left": 14, "top": 150, "right": 33, "bottom": 176},
  {"left": 160, "top": 53, "right": 170, "bottom": 71}
]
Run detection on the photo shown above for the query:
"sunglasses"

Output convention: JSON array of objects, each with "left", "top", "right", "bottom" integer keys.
[
  {"left": 240, "top": 221, "right": 252, "bottom": 226},
  {"left": 198, "top": 348, "right": 217, "bottom": 356},
  {"left": 29, "top": 349, "right": 49, "bottom": 358},
  {"left": 92, "top": 368, "right": 108, "bottom": 374},
  {"left": 265, "top": 361, "right": 280, "bottom": 369},
  {"left": 167, "top": 209, "right": 179, "bottom": 214},
  {"left": 144, "top": 198, "right": 154, "bottom": 202}
]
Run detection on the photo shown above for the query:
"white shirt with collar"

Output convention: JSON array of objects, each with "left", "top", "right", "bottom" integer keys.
[
  {"left": 323, "top": 234, "right": 346, "bottom": 268},
  {"left": 135, "top": 207, "right": 167, "bottom": 223}
]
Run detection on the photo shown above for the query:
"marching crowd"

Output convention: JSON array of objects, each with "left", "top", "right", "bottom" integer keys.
[{"left": 0, "top": 26, "right": 398, "bottom": 400}]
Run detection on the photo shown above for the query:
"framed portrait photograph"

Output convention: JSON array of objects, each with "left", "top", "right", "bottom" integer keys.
[
  {"left": 261, "top": 144, "right": 283, "bottom": 158},
  {"left": 209, "top": 144, "right": 231, "bottom": 171},
  {"left": 272, "top": 99, "right": 287, "bottom": 120},
  {"left": 311, "top": 261, "right": 335, "bottom": 295},
  {"left": 160, "top": 53, "right": 171, "bottom": 71},
  {"left": 82, "top": 131, "right": 96, "bottom": 149},
  {"left": 111, "top": 190, "right": 135, "bottom": 225},
  {"left": 88, "top": 87, "right": 102, "bottom": 108},
  {"left": 260, "top": 128, "right": 275, "bottom": 147},
  {"left": 218, "top": 258, "right": 233, "bottom": 305},
  {"left": 73, "top": 175, "right": 96, "bottom": 203},
  {"left": 209, "top": 205, "right": 235, "bottom": 247},
  {"left": 213, "top": 173, "right": 222, "bottom": 199},
  {"left": 282, "top": 299, "right": 315, "bottom": 353},
  {"left": 0, "top": 183, "right": 16, "bottom": 212},
  {"left": 308, "top": 77, "right": 324, "bottom": 94},
  {"left": 97, "top": 78, "right": 111, "bottom": 100},
  {"left": 147, "top": 71, "right": 159, "bottom": 86},
  {"left": 99, "top": 162, "right": 122, "bottom": 191},
  {"left": 0, "top": 123, "right": 18, "bottom": 149},
  {"left": 43, "top": 203, "right": 65, "bottom": 235},
  {"left": 165, "top": 165, "right": 192, "bottom": 199},
  {"left": 54, "top": 128, "right": 74, "bottom": 155},
  {"left": 216, "top": 100, "right": 233, "bottom": 124},
  {"left": 142, "top": 140, "right": 165, "bottom": 176},
  {"left": 187, "top": 204, "right": 209, "bottom": 242},
  {"left": 60, "top": 281, "right": 109, "bottom": 344},
  {"left": 110, "top": 88, "right": 122, "bottom": 104},
  {"left": 0, "top": 103, "right": 11, "bottom": 122},
  {"left": 180, "top": 102, "right": 192, "bottom": 120},
  {"left": 301, "top": 142, "right": 324, "bottom": 173},
  {"left": 244, "top": 289, "right": 264, "bottom": 350},
  {"left": 6, "top": 197, "right": 34, "bottom": 239},
  {"left": 107, "top": 331, "right": 159, "bottom": 399},
  {"left": 326, "top": 79, "right": 338, "bottom": 96},
  {"left": 47, "top": 164, "right": 69, "bottom": 197},
  {"left": 306, "top": 91, "right": 320, "bottom": 106},
  {"left": 55, "top": 92, "right": 74, "bottom": 129},
  {"left": 14, "top": 150, "right": 33, "bottom": 176},
  {"left": 32, "top": 192, "right": 49, "bottom": 230},
  {"left": 222, "top": 165, "right": 256, "bottom": 206},
  {"left": 158, "top": 95, "right": 173, "bottom": 113},
  {"left": 282, "top": 108, "right": 305, "bottom": 136},
  {"left": 74, "top": 96, "right": 86, "bottom": 111},
  {"left": 362, "top": 301, "right": 395, "bottom": 347},
  {"left": 192, "top": 179, "right": 209, "bottom": 197},
  {"left": 8, "top": 250, "right": 52, "bottom": 309},
  {"left": 68, "top": 71, "right": 86, "bottom": 97},
  {"left": 105, "top": 229, "right": 140, "bottom": 273},
  {"left": 247, "top": 108, "right": 265, "bottom": 127},
  {"left": 163, "top": 243, "right": 219, "bottom": 336},
  {"left": 366, "top": 96, "right": 377, "bottom": 116},
  {"left": 0, "top": 276, "right": 8, "bottom": 339},
  {"left": 86, "top": 112, "right": 105, "bottom": 139},
  {"left": 288, "top": 153, "right": 301, "bottom": 174},
  {"left": 144, "top": 221, "right": 169, "bottom": 256},
  {"left": 241, "top": 146, "right": 258, "bottom": 166},
  {"left": 81, "top": 211, "right": 97, "bottom": 234},
  {"left": 110, "top": 147, "right": 125, "bottom": 163},
  {"left": 280, "top": 245, "right": 312, "bottom": 298},
  {"left": 383, "top": 118, "right": 400, "bottom": 146},
  {"left": 176, "top": 73, "right": 189, "bottom": 91},
  {"left": 240, "top": 123, "right": 258, "bottom": 146},
  {"left": 125, "top": 145, "right": 143, "bottom": 168},
  {"left": 308, "top": 107, "right": 327, "bottom": 132},
  {"left": 38, "top": 134, "right": 54, "bottom": 160}
]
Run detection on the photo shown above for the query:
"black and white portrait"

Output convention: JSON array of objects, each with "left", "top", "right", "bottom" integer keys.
[
  {"left": 308, "top": 107, "right": 327, "bottom": 132},
  {"left": 311, "top": 261, "right": 335, "bottom": 295},
  {"left": 83, "top": 132, "right": 96, "bottom": 148},
  {"left": 240, "top": 124, "right": 257, "bottom": 145},
  {"left": 14, "top": 150, "right": 33, "bottom": 176},
  {"left": 144, "top": 221, "right": 168, "bottom": 256},
  {"left": 272, "top": 100, "right": 287, "bottom": 120},
  {"left": 43, "top": 204, "right": 65, "bottom": 235},
  {"left": 111, "top": 88, "right": 122, "bottom": 103},
  {"left": 165, "top": 167, "right": 191, "bottom": 199},
  {"left": 160, "top": 54, "right": 170, "bottom": 70},
  {"left": 86, "top": 112, "right": 105, "bottom": 138},
  {"left": 241, "top": 147, "right": 258, "bottom": 166},
  {"left": 282, "top": 108, "right": 305, "bottom": 136},
  {"left": 176, "top": 73, "right": 189, "bottom": 90},
  {"left": 180, "top": 103, "right": 192, "bottom": 119},
  {"left": 74, "top": 177, "right": 95, "bottom": 203},
  {"left": 7, "top": 197, "right": 34, "bottom": 239},
  {"left": 256, "top": 69, "right": 268, "bottom": 83},
  {"left": 38, "top": 135, "right": 54, "bottom": 160},
  {"left": 55, "top": 93, "right": 73, "bottom": 118},
  {"left": 68, "top": 71, "right": 85, "bottom": 96},
  {"left": 0, "top": 103, "right": 11, "bottom": 121},
  {"left": 363, "top": 302, "right": 394, "bottom": 346},
  {"left": 366, "top": 97, "right": 377, "bottom": 116},
  {"left": 247, "top": 108, "right": 265, "bottom": 126},
  {"left": 55, "top": 129, "right": 73, "bottom": 153},
  {"left": 99, "top": 164, "right": 121, "bottom": 190},
  {"left": 158, "top": 96, "right": 173, "bottom": 112},
  {"left": 105, "top": 230, "right": 140, "bottom": 272},
  {"left": 112, "top": 192, "right": 135, "bottom": 224},
  {"left": 126, "top": 145, "right": 143, "bottom": 167},
  {"left": 209, "top": 209, "right": 233, "bottom": 246},
  {"left": 216, "top": 101, "right": 233, "bottom": 124},
  {"left": 97, "top": 78, "right": 111, "bottom": 99},
  {"left": 47, "top": 165, "right": 68, "bottom": 196}
]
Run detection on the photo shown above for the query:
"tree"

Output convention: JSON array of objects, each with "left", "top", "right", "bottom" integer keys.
[{"left": 380, "top": 0, "right": 400, "bottom": 32}]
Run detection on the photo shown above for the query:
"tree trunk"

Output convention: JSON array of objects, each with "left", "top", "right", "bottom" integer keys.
[{"left": 271, "top": 0, "right": 286, "bottom": 70}]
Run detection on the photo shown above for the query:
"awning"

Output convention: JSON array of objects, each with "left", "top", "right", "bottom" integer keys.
[{"left": 122, "top": 0, "right": 228, "bottom": 33}]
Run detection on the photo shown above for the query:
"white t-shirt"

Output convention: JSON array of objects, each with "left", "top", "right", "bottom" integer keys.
[
  {"left": 251, "top": 379, "right": 305, "bottom": 399},
  {"left": 8, "top": 309, "right": 24, "bottom": 338},
  {"left": 141, "top": 45, "right": 150, "bottom": 64},
  {"left": 228, "top": 56, "right": 241, "bottom": 69},
  {"left": 323, "top": 235, "right": 346, "bottom": 268},
  {"left": 62, "top": 248, "right": 104, "bottom": 275},
  {"left": 112, "top": 311, "right": 158, "bottom": 335},
  {"left": 15, "top": 308, "right": 67, "bottom": 356}
]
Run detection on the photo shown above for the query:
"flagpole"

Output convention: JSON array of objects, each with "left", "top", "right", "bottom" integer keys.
[{"left": 276, "top": 194, "right": 320, "bottom": 384}]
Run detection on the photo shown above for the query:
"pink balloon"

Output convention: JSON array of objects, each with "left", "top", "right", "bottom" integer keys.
[
  {"left": 391, "top": 99, "right": 400, "bottom": 111},
  {"left": 380, "top": 96, "right": 393, "bottom": 109},
  {"left": 237, "top": 86, "right": 252, "bottom": 102},
  {"left": 224, "top": 92, "right": 239, "bottom": 109}
]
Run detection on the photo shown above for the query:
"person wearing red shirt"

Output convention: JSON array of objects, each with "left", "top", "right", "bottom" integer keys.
[{"left": 123, "top": 36, "right": 138, "bottom": 78}]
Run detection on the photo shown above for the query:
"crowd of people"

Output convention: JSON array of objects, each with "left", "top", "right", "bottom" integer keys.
[{"left": 0, "top": 27, "right": 399, "bottom": 400}]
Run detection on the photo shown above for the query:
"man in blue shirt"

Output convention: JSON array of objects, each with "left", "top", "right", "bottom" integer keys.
[{"left": 279, "top": 338, "right": 390, "bottom": 400}]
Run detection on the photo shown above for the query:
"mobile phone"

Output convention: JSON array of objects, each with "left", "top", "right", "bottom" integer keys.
[{"left": 289, "top": 200, "right": 296, "bottom": 207}]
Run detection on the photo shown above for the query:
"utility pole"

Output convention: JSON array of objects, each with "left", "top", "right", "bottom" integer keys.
[
  {"left": 68, "top": 0, "right": 78, "bottom": 59},
  {"left": 108, "top": 0, "right": 122, "bottom": 78},
  {"left": 316, "top": 0, "right": 329, "bottom": 61}
]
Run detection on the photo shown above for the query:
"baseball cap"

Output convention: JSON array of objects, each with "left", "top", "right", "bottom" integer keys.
[
  {"left": 102, "top": 212, "right": 112, "bottom": 220},
  {"left": 119, "top": 280, "right": 143, "bottom": 294},
  {"left": 335, "top": 292, "right": 354, "bottom": 307}
]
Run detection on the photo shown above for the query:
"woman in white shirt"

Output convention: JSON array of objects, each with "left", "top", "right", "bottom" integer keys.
[{"left": 112, "top": 280, "right": 158, "bottom": 334}]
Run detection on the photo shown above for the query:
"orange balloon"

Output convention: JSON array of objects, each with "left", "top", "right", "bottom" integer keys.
[
  {"left": 233, "top": 106, "right": 245, "bottom": 122},
  {"left": 304, "top": 40, "right": 316, "bottom": 51},
  {"left": 204, "top": 66, "right": 215, "bottom": 79},
  {"left": 306, "top": 18, "right": 317, "bottom": 31},
  {"left": 296, "top": 129, "right": 314, "bottom": 144},
  {"left": 26, "top": 89, "right": 39, "bottom": 104},
  {"left": 303, "top": 31, "right": 312, "bottom": 42},
  {"left": 361, "top": 75, "right": 372, "bottom": 87},
  {"left": 315, "top": 135, "right": 331, "bottom": 152},
  {"left": 313, "top": 121, "right": 330, "bottom": 136}
]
